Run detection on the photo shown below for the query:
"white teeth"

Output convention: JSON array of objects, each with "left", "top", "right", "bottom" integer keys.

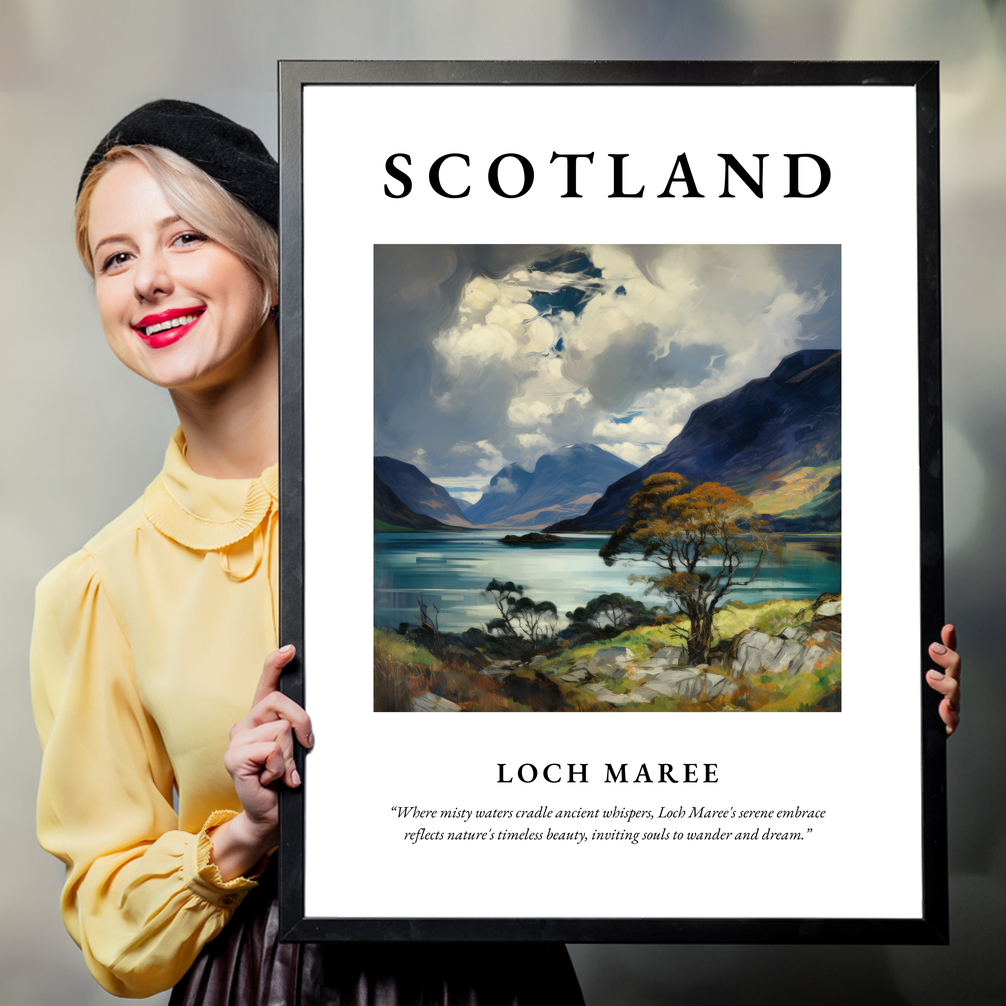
[{"left": 142, "top": 313, "right": 199, "bottom": 337}]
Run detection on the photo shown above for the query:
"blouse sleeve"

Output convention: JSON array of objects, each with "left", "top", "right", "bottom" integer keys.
[{"left": 31, "top": 549, "right": 262, "bottom": 998}]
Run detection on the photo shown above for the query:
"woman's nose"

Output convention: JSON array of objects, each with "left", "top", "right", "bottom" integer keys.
[{"left": 133, "top": 249, "right": 173, "bottom": 302}]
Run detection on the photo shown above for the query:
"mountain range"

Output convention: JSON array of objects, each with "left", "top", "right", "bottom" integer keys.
[
  {"left": 374, "top": 474, "right": 458, "bottom": 531},
  {"left": 374, "top": 456, "right": 474, "bottom": 528},
  {"left": 462, "top": 443, "right": 636, "bottom": 528},
  {"left": 375, "top": 349, "right": 840, "bottom": 535},
  {"left": 545, "top": 349, "right": 841, "bottom": 533}
]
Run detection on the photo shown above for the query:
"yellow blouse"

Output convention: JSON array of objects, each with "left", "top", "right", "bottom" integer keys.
[{"left": 31, "top": 428, "right": 279, "bottom": 998}]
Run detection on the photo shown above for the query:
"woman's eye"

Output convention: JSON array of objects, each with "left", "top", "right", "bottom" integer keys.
[
  {"left": 173, "top": 231, "right": 208, "bottom": 248},
  {"left": 101, "top": 251, "right": 131, "bottom": 273}
]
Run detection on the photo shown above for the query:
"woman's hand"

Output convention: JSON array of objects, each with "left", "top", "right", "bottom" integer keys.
[
  {"left": 209, "top": 645, "right": 314, "bottom": 881},
  {"left": 926, "top": 624, "right": 961, "bottom": 738}
]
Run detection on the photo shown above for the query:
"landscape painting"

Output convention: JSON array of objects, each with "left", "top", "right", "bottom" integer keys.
[{"left": 373, "top": 244, "right": 841, "bottom": 713}]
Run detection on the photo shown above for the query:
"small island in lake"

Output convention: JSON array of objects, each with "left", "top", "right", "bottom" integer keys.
[{"left": 499, "top": 532, "right": 570, "bottom": 546}]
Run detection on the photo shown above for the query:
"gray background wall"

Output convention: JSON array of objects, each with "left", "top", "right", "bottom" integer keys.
[{"left": 1, "top": 2, "right": 1002, "bottom": 1003}]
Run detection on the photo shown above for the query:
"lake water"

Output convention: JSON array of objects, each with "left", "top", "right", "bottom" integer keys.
[{"left": 374, "top": 532, "right": 841, "bottom": 633}]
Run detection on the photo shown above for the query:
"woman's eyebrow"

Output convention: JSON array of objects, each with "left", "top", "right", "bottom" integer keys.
[{"left": 92, "top": 216, "right": 185, "bottom": 258}]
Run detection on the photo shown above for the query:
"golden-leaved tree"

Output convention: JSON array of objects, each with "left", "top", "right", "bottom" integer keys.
[{"left": 599, "top": 473, "right": 781, "bottom": 665}]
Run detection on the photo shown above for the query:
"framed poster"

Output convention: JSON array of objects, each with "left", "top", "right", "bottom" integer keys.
[{"left": 277, "top": 61, "right": 946, "bottom": 943}]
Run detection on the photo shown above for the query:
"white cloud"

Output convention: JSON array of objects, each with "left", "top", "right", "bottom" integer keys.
[
  {"left": 485, "top": 476, "right": 520, "bottom": 495},
  {"left": 515, "top": 432, "right": 556, "bottom": 455},
  {"left": 591, "top": 414, "right": 668, "bottom": 442},
  {"left": 447, "top": 438, "right": 509, "bottom": 475},
  {"left": 602, "top": 441, "right": 668, "bottom": 467},
  {"left": 377, "top": 244, "right": 839, "bottom": 488},
  {"left": 434, "top": 321, "right": 521, "bottom": 373}
]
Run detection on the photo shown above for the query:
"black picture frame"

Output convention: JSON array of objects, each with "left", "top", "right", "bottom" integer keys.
[{"left": 277, "top": 60, "right": 945, "bottom": 944}]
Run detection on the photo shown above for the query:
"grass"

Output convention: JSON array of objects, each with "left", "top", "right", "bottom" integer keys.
[
  {"left": 727, "top": 660, "right": 842, "bottom": 712},
  {"left": 374, "top": 593, "right": 841, "bottom": 713}
]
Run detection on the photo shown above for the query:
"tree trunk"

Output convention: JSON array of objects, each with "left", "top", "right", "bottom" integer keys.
[{"left": 688, "top": 610, "right": 713, "bottom": 665}]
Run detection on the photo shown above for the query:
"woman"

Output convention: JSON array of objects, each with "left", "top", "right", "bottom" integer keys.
[{"left": 31, "top": 100, "right": 585, "bottom": 1003}]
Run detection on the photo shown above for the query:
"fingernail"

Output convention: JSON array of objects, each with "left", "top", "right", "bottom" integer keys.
[
  {"left": 928, "top": 670, "right": 944, "bottom": 679},
  {"left": 306, "top": 732, "right": 315, "bottom": 748},
  {"left": 931, "top": 643, "right": 947, "bottom": 655},
  {"left": 292, "top": 768, "right": 301, "bottom": 787},
  {"left": 280, "top": 644, "right": 295, "bottom": 654}
]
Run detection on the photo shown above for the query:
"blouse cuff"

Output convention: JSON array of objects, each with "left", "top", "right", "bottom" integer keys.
[{"left": 183, "top": 810, "right": 269, "bottom": 909}]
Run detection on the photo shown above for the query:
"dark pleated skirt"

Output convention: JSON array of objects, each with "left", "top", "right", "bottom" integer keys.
[{"left": 169, "top": 869, "right": 584, "bottom": 1006}]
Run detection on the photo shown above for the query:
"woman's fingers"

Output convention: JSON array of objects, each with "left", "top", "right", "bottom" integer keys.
[
  {"left": 232, "top": 689, "right": 314, "bottom": 750},
  {"left": 230, "top": 719, "right": 302, "bottom": 788},
  {"left": 252, "top": 644, "right": 296, "bottom": 706},
  {"left": 941, "top": 623, "right": 958, "bottom": 653},
  {"left": 224, "top": 738, "right": 287, "bottom": 788},
  {"left": 925, "top": 679, "right": 961, "bottom": 737},
  {"left": 242, "top": 644, "right": 314, "bottom": 749},
  {"left": 927, "top": 623, "right": 961, "bottom": 737}
]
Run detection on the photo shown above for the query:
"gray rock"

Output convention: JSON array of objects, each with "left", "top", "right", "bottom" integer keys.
[
  {"left": 790, "top": 642, "right": 837, "bottom": 675},
  {"left": 557, "top": 667, "right": 594, "bottom": 683},
  {"left": 584, "top": 682, "right": 636, "bottom": 706},
  {"left": 703, "top": 672, "right": 739, "bottom": 698},
  {"left": 588, "top": 647, "right": 635, "bottom": 674},
  {"left": 644, "top": 679, "right": 687, "bottom": 699},
  {"left": 643, "top": 669, "right": 738, "bottom": 701},
  {"left": 677, "top": 674, "right": 707, "bottom": 700},
  {"left": 642, "top": 645, "right": 688, "bottom": 669},
  {"left": 651, "top": 668, "right": 702, "bottom": 685},
  {"left": 732, "top": 631, "right": 796, "bottom": 676},
  {"left": 608, "top": 663, "right": 643, "bottom": 680},
  {"left": 528, "top": 654, "right": 547, "bottom": 667},
  {"left": 412, "top": 692, "right": 462, "bottom": 712},
  {"left": 816, "top": 599, "right": 842, "bottom": 617},
  {"left": 482, "top": 661, "right": 519, "bottom": 681},
  {"left": 732, "top": 626, "right": 840, "bottom": 677},
  {"left": 628, "top": 686, "right": 660, "bottom": 702}
]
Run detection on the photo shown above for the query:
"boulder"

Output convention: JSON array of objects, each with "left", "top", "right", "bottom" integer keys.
[
  {"left": 588, "top": 647, "right": 635, "bottom": 674},
  {"left": 816, "top": 599, "right": 842, "bottom": 617},
  {"left": 644, "top": 669, "right": 738, "bottom": 701},
  {"left": 528, "top": 654, "right": 547, "bottom": 667},
  {"left": 608, "top": 663, "right": 656, "bottom": 682},
  {"left": 641, "top": 645, "right": 688, "bottom": 669},
  {"left": 628, "top": 685, "right": 660, "bottom": 702},
  {"left": 557, "top": 667, "right": 594, "bottom": 684},
  {"left": 482, "top": 661, "right": 519, "bottom": 681},
  {"left": 412, "top": 692, "right": 462, "bottom": 712},
  {"left": 702, "top": 672, "right": 739, "bottom": 699},
  {"left": 584, "top": 682, "right": 637, "bottom": 706},
  {"left": 731, "top": 626, "right": 839, "bottom": 677}
]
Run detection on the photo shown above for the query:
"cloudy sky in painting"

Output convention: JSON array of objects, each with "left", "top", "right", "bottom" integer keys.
[{"left": 374, "top": 244, "right": 840, "bottom": 501}]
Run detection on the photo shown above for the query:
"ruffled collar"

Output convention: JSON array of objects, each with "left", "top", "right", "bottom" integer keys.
[{"left": 143, "top": 428, "right": 278, "bottom": 551}]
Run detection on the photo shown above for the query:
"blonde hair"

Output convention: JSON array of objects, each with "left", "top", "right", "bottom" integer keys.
[{"left": 75, "top": 145, "right": 278, "bottom": 323}]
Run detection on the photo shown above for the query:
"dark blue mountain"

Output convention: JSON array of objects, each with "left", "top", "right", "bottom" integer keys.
[
  {"left": 374, "top": 475, "right": 456, "bottom": 532},
  {"left": 545, "top": 349, "right": 841, "bottom": 533},
  {"left": 374, "top": 457, "right": 473, "bottom": 527}
]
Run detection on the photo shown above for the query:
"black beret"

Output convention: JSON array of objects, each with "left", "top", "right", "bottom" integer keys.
[{"left": 78, "top": 99, "right": 278, "bottom": 228}]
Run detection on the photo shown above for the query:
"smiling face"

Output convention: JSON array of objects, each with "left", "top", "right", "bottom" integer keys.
[{"left": 87, "top": 158, "right": 273, "bottom": 393}]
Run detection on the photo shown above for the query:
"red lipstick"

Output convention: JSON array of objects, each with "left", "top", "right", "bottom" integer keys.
[{"left": 132, "top": 306, "right": 205, "bottom": 349}]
